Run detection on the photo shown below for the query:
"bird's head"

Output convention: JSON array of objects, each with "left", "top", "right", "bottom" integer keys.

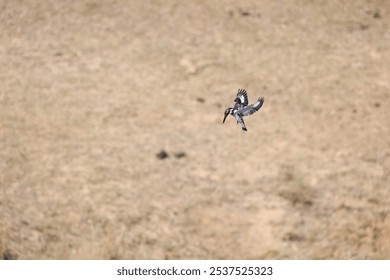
[{"left": 223, "top": 107, "right": 233, "bottom": 123}]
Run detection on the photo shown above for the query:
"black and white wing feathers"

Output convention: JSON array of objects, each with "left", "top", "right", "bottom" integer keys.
[
  {"left": 234, "top": 89, "right": 248, "bottom": 109},
  {"left": 238, "top": 97, "right": 264, "bottom": 116}
]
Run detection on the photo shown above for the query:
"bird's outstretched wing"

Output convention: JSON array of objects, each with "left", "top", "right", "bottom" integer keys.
[
  {"left": 234, "top": 114, "right": 247, "bottom": 131},
  {"left": 239, "top": 97, "right": 264, "bottom": 116},
  {"left": 234, "top": 89, "right": 248, "bottom": 109}
]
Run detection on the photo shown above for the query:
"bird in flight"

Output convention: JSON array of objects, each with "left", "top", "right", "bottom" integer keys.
[{"left": 223, "top": 89, "right": 264, "bottom": 131}]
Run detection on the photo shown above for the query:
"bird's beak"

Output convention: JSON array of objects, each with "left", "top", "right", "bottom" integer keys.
[{"left": 222, "top": 113, "right": 228, "bottom": 124}]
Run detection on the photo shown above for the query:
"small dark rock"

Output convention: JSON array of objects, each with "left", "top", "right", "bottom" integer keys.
[
  {"left": 374, "top": 102, "right": 380, "bottom": 108},
  {"left": 368, "top": 197, "right": 379, "bottom": 204},
  {"left": 241, "top": 11, "right": 250, "bottom": 16},
  {"left": 303, "top": 200, "right": 313, "bottom": 207},
  {"left": 196, "top": 97, "right": 205, "bottom": 103},
  {"left": 373, "top": 11, "right": 381, "bottom": 19},
  {"left": 174, "top": 152, "right": 186, "bottom": 159},
  {"left": 360, "top": 24, "right": 369, "bottom": 30},
  {"left": 283, "top": 232, "right": 304, "bottom": 242},
  {"left": 156, "top": 150, "right": 169, "bottom": 160},
  {"left": 109, "top": 254, "right": 120, "bottom": 260},
  {"left": 3, "top": 250, "right": 16, "bottom": 260}
]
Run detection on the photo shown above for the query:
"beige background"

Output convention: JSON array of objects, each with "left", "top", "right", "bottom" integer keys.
[{"left": 1, "top": 0, "right": 390, "bottom": 259}]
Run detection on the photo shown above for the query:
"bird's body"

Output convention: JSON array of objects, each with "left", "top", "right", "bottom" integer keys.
[{"left": 223, "top": 89, "right": 264, "bottom": 131}]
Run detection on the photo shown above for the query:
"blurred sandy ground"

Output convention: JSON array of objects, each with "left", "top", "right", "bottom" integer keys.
[{"left": 1, "top": 0, "right": 390, "bottom": 259}]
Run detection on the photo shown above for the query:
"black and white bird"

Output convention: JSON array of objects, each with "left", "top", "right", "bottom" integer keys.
[{"left": 223, "top": 89, "right": 264, "bottom": 131}]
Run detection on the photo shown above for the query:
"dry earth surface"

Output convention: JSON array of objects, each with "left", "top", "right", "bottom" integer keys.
[{"left": 1, "top": 0, "right": 390, "bottom": 259}]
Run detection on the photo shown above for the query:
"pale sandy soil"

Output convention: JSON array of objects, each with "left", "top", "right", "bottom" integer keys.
[{"left": 1, "top": 0, "right": 390, "bottom": 259}]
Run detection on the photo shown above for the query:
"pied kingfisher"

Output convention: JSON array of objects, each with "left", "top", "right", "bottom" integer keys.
[{"left": 223, "top": 89, "right": 264, "bottom": 131}]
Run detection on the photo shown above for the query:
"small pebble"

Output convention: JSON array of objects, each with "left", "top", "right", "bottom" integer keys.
[
  {"left": 3, "top": 250, "right": 16, "bottom": 260},
  {"left": 156, "top": 150, "right": 169, "bottom": 160},
  {"left": 174, "top": 152, "right": 186, "bottom": 159},
  {"left": 373, "top": 11, "right": 381, "bottom": 19}
]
